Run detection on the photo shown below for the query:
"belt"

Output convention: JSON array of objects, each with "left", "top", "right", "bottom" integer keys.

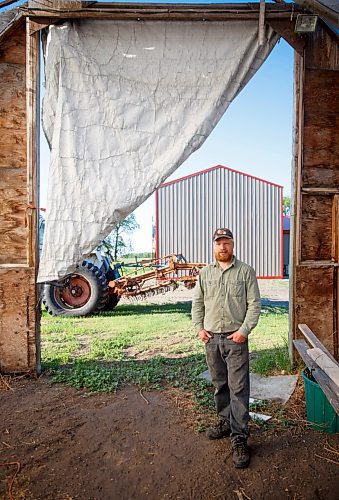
[{"left": 209, "top": 331, "right": 236, "bottom": 336}]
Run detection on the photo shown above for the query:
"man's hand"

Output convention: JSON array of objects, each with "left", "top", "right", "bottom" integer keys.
[
  {"left": 227, "top": 331, "right": 247, "bottom": 343},
  {"left": 198, "top": 329, "right": 212, "bottom": 344}
]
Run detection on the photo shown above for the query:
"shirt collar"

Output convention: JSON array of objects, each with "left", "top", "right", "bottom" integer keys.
[{"left": 213, "top": 255, "right": 236, "bottom": 269}]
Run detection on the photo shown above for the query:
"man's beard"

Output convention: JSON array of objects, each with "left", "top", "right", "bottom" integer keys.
[{"left": 215, "top": 251, "right": 233, "bottom": 263}]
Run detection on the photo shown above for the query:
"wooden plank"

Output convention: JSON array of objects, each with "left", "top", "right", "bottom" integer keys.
[
  {"left": 266, "top": 18, "right": 305, "bottom": 55},
  {"left": 304, "top": 22, "right": 339, "bottom": 72},
  {"left": 0, "top": 29, "right": 25, "bottom": 64},
  {"left": 28, "top": 0, "right": 82, "bottom": 8},
  {"left": 333, "top": 196, "right": 339, "bottom": 359},
  {"left": 333, "top": 196, "right": 339, "bottom": 263},
  {"left": 298, "top": 324, "right": 338, "bottom": 365},
  {"left": 0, "top": 268, "right": 38, "bottom": 373},
  {"left": 0, "top": 130, "right": 26, "bottom": 168},
  {"left": 26, "top": 19, "right": 40, "bottom": 269},
  {"left": 21, "top": 3, "right": 298, "bottom": 21},
  {"left": 0, "top": 168, "right": 27, "bottom": 264},
  {"left": 289, "top": 50, "right": 303, "bottom": 361},
  {"left": 0, "top": 264, "right": 29, "bottom": 268},
  {"left": 258, "top": 0, "right": 265, "bottom": 47},
  {"left": 300, "top": 195, "right": 332, "bottom": 261},
  {"left": 307, "top": 347, "right": 339, "bottom": 385},
  {"left": 299, "top": 261, "right": 339, "bottom": 268},
  {"left": 0, "top": 22, "right": 40, "bottom": 374},
  {"left": 0, "top": 12, "right": 24, "bottom": 46},
  {"left": 302, "top": 188, "right": 339, "bottom": 195},
  {"left": 302, "top": 69, "right": 339, "bottom": 189},
  {"left": 0, "top": 30, "right": 26, "bottom": 170},
  {"left": 336, "top": 267, "right": 339, "bottom": 360},
  {"left": 294, "top": 340, "right": 318, "bottom": 369},
  {"left": 293, "top": 339, "right": 339, "bottom": 415},
  {"left": 295, "top": 267, "right": 334, "bottom": 354},
  {"left": 0, "top": 22, "right": 27, "bottom": 264}
]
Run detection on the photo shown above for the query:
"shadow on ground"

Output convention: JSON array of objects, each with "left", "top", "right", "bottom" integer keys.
[{"left": 99, "top": 301, "right": 192, "bottom": 318}]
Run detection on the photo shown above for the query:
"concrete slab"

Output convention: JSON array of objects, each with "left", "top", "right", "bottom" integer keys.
[{"left": 198, "top": 370, "right": 298, "bottom": 404}]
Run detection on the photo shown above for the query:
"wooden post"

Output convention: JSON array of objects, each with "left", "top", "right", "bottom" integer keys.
[
  {"left": 0, "top": 18, "right": 40, "bottom": 373},
  {"left": 333, "top": 196, "right": 339, "bottom": 359},
  {"left": 26, "top": 18, "right": 41, "bottom": 372},
  {"left": 289, "top": 50, "right": 304, "bottom": 362}
]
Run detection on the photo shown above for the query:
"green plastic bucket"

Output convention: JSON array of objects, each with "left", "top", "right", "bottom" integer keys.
[{"left": 302, "top": 368, "right": 339, "bottom": 433}]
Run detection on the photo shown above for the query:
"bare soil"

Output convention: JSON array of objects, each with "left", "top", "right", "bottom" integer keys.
[{"left": 1, "top": 377, "right": 338, "bottom": 500}]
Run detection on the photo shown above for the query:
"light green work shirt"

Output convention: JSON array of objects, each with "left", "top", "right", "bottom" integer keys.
[{"left": 191, "top": 257, "right": 261, "bottom": 338}]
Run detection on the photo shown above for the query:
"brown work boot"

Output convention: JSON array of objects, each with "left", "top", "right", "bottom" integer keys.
[
  {"left": 206, "top": 419, "right": 231, "bottom": 440},
  {"left": 231, "top": 437, "right": 250, "bottom": 468}
]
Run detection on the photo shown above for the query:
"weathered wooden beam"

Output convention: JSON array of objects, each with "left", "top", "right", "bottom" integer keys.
[
  {"left": 302, "top": 188, "right": 339, "bottom": 195},
  {"left": 294, "top": 340, "right": 317, "bottom": 369},
  {"left": 19, "top": 3, "right": 299, "bottom": 21},
  {"left": 26, "top": 19, "right": 41, "bottom": 373},
  {"left": 267, "top": 18, "right": 306, "bottom": 55},
  {"left": 307, "top": 347, "right": 339, "bottom": 385},
  {"left": 332, "top": 196, "right": 339, "bottom": 359},
  {"left": 26, "top": 18, "right": 40, "bottom": 269},
  {"left": 333, "top": 196, "right": 339, "bottom": 262},
  {"left": 298, "top": 324, "right": 338, "bottom": 365},
  {"left": 299, "top": 261, "right": 339, "bottom": 268},
  {"left": 28, "top": 0, "right": 82, "bottom": 8},
  {"left": 293, "top": 338, "right": 339, "bottom": 415},
  {"left": 0, "top": 28, "right": 27, "bottom": 265},
  {"left": 0, "top": 268, "right": 39, "bottom": 373},
  {"left": 258, "top": 0, "right": 265, "bottom": 46},
  {"left": 289, "top": 49, "right": 303, "bottom": 361},
  {"left": 0, "top": 12, "right": 24, "bottom": 45}
]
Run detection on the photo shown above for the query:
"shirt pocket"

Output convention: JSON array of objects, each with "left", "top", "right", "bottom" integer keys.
[
  {"left": 228, "top": 280, "right": 245, "bottom": 297},
  {"left": 204, "top": 279, "right": 218, "bottom": 298}
]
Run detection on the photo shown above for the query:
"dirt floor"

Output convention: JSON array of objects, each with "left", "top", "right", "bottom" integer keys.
[
  {"left": 1, "top": 280, "right": 339, "bottom": 500},
  {"left": 1, "top": 377, "right": 339, "bottom": 500}
]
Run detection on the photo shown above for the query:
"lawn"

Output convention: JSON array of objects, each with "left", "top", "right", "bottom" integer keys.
[{"left": 41, "top": 301, "right": 292, "bottom": 408}]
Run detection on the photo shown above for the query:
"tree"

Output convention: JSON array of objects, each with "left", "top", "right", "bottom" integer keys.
[
  {"left": 108, "top": 214, "right": 140, "bottom": 260},
  {"left": 283, "top": 196, "right": 291, "bottom": 216}
]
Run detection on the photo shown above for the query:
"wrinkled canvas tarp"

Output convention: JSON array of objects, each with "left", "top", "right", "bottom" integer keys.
[{"left": 38, "top": 20, "right": 278, "bottom": 282}]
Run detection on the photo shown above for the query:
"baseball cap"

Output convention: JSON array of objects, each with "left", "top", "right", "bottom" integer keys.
[{"left": 213, "top": 228, "right": 234, "bottom": 241}]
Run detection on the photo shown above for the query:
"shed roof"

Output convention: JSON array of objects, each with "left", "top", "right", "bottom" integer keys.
[{"left": 159, "top": 164, "right": 284, "bottom": 190}]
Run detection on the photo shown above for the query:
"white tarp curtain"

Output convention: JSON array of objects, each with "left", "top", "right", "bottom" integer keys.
[{"left": 38, "top": 20, "right": 278, "bottom": 282}]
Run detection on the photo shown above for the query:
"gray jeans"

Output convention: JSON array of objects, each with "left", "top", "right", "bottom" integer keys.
[{"left": 205, "top": 333, "right": 250, "bottom": 440}]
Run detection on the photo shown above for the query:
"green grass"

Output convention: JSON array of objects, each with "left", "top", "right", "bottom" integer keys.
[
  {"left": 41, "top": 302, "right": 292, "bottom": 406},
  {"left": 249, "top": 305, "right": 293, "bottom": 375}
]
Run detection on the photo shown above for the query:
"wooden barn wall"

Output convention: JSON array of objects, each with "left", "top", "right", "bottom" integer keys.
[
  {"left": 0, "top": 22, "right": 40, "bottom": 373},
  {"left": 292, "top": 23, "right": 339, "bottom": 358},
  {"left": 0, "top": 27, "right": 27, "bottom": 263}
]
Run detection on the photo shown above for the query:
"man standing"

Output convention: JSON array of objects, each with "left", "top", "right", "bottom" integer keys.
[{"left": 192, "top": 228, "right": 261, "bottom": 468}]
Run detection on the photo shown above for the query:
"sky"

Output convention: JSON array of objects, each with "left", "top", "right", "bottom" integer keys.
[
  {"left": 33, "top": 2, "right": 295, "bottom": 254},
  {"left": 122, "top": 38, "right": 294, "bottom": 253}
]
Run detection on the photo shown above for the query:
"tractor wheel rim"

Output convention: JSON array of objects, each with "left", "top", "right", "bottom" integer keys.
[{"left": 54, "top": 274, "right": 92, "bottom": 309}]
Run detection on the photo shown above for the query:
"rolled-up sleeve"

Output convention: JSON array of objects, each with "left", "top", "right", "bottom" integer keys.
[
  {"left": 191, "top": 274, "right": 205, "bottom": 333},
  {"left": 238, "top": 268, "right": 261, "bottom": 337}
]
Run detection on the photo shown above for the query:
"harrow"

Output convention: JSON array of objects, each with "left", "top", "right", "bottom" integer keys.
[{"left": 108, "top": 254, "right": 205, "bottom": 301}]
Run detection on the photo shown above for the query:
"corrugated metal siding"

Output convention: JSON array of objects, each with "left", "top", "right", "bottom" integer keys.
[{"left": 156, "top": 166, "right": 283, "bottom": 277}]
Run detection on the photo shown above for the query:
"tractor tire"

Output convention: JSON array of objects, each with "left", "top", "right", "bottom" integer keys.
[
  {"left": 103, "top": 292, "right": 120, "bottom": 311},
  {"left": 43, "top": 261, "right": 108, "bottom": 317}
]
